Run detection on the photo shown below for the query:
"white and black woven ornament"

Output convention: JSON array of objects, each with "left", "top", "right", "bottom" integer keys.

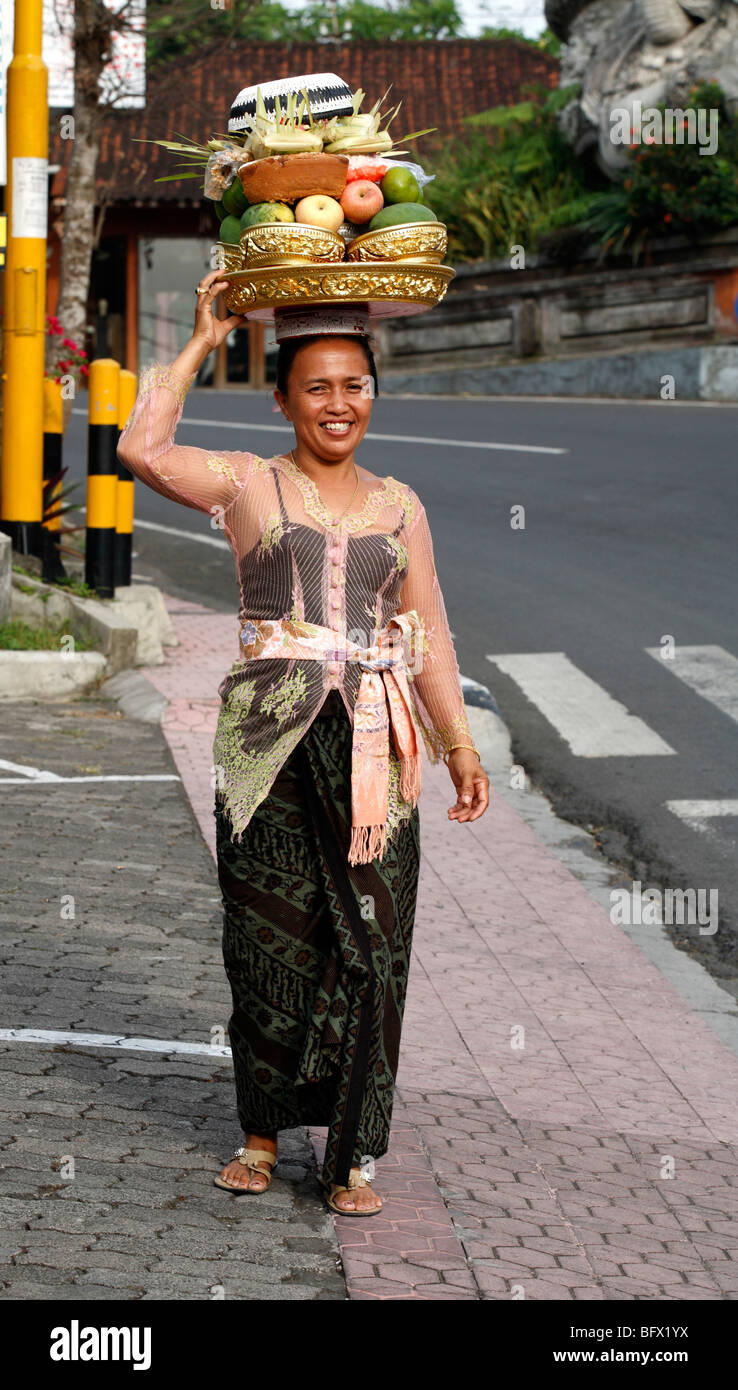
[{"left": 228, "top": 72, "right": 355, "bottom": 132}]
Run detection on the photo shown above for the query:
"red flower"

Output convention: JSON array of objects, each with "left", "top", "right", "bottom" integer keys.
[{"left": 664, "top": 213, "right": 672, "bottom": 223}]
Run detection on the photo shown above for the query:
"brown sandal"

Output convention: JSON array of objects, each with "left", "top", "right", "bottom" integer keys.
[
  {"left": 213, "top": 1146, "right": 277, "bottom": 1194},
  {"left": 322, "top": 1165, "right": 383, "bottom": 1217}
]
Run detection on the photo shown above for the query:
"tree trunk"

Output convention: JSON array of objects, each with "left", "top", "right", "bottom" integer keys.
[{"left": 47, "top": 2, "right": 115, "bottom": 430}]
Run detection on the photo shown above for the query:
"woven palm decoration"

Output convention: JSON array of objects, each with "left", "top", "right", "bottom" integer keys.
[{"left": 228, "top": 72, "right": 355, "bottom": 131}]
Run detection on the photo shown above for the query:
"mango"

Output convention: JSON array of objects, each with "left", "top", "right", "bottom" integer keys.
[{"left": 368, "top": 202, "right": 437, "bottom": 231}]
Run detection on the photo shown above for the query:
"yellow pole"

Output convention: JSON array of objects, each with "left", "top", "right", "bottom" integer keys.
[{"left": 0, "top": 0, "right": 48, "bottom": 555}]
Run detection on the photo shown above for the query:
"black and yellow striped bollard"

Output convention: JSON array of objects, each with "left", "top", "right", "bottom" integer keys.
[
  {"left": 41, "top": 377, "right": 66, "bottom": 582},
  {"left": 85, "top": 358, "right": 120, "bottom": 598},
  {"left": 114, "top": 369, "right": 137, "bottom": 590}
]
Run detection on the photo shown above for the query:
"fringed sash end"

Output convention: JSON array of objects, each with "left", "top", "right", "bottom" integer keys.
[
  {"left": 348, "top": 821, "right": 388, "bottom": 866},
  {"left": 399, "top": 751, "right": 422, "bottom": 804}
]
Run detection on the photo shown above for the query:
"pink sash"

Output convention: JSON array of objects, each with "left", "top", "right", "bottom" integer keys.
[{"left": 238, "top": 611, "right": 424, "bottom": 865}]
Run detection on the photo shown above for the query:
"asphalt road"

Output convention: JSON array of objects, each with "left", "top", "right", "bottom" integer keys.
[{"left": 66, "top": 385, "right": 738, "bottom": 988}]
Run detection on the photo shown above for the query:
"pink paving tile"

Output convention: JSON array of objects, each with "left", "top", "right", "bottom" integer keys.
[{"left": 141, "top": 589, "right": 738, "bottom": 1302}]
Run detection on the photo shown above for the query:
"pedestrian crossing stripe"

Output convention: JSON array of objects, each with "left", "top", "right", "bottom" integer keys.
[
  {"left": 665, "top": 800, "right": 738, "bottom": 833},
  {"left": 645, "top": 645, "right": 738, "bottom": 727},
  {"left": 485, "top": 652, "right": 676, "bottom": 757}
]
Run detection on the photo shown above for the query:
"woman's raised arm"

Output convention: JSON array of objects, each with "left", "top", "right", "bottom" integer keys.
[
  {"left": 399, "top": 497, "right": 476, "bottom": 763},
  {"left": 116, "top": 269, "right": 251, "bottom": 518}
]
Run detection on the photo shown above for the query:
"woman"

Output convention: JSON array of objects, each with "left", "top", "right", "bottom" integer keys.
[{"left": 117, "top": 268, "right": 490, "bottom": 1216}]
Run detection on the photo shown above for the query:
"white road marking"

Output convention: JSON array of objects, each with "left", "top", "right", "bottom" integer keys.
[
  {"left": 665, "top": 799, "right": 738, "bottom": 833},
  {"left": 178, "top": 416, "right": 568, "bottom": 455},
  {"left": 0, "top": 757, "right": 60, "bottom": 780},
  {"left": 74, "top": 406, "right": 567, "bottom": 452},
  {"left": 76, "top": 507, "right": 229, "bottom": 550},
  {"left": 485, "top": 652, "right": 676, "bottom": 757},
  {"left": 645, "top": 645, "right": 738, "bottom": 725},
  {"left": 125, "top": 515, "right": 229, "bottom": 549},
  {"left": 0, "top": 757, "right": 180, "bottom": 786},
  {"left": 0, "top": 1028, "right": 231, "bottom": 1059}
]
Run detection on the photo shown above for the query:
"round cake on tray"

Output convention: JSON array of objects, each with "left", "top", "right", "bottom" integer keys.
[{"left": 146, "top": 69, "right": 453, "bottom": 320}]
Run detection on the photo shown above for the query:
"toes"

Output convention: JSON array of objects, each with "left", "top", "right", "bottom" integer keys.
[
  {"left": 332, "top": 1192, "right": 356, "bottom": 1211},
  {"left": 221, "top": 1164, "right": 260, "bottom": 1190},
  {"left": 330, "top": 1188, "right": 382, "bottom": 1212}
]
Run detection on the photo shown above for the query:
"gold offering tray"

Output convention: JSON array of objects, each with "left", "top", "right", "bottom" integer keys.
[{"left": 221, "top": 260, "right": 455, "bottom": 321}]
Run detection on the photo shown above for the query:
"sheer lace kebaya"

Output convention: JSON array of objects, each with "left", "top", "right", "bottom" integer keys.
[{"left": 116, "top": 361, "right": 476, "bottom": 864}]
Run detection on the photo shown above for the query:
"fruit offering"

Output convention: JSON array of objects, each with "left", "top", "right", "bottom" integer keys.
[{"left": 142, "top": 70, "right": 446, "bottom": 273}]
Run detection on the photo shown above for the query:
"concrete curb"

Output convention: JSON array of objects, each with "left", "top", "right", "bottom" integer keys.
[
  {"left": 9, "top": 571, "right": 137, "bottom": 674},
  {"left": 0, "top": 533, "right": 11, "bottom": 625},
  {"left": 98, "top": 669, "right": 169, "bottom": 723},
  {"left": 2, "top": 552, "right": 181, "bottom": 699},
  {"left": 0, "top": 649, "right": 109, "bottom": 698}
]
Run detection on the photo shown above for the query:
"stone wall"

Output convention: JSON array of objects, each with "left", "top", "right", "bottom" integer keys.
[{"left": 377, "top": 228, "right": 738, "bottom": 396}]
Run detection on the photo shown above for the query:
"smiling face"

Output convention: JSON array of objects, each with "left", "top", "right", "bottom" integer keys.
[{"left": 273, "top": 336, "right": 375, "bottom": 466}]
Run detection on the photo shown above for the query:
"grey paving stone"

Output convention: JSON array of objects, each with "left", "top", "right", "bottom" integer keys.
[{"left": 0, "top": 696, "right": 345, "bottom": 1302}]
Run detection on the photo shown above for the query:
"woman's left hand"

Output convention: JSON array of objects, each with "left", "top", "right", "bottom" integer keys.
[{"left": 446, "top": 749, "right": 490, "bottom": 823}]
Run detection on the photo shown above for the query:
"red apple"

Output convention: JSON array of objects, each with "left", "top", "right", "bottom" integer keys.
[{"left": 340, "top": 179, "right": 384, "bottom": 225}]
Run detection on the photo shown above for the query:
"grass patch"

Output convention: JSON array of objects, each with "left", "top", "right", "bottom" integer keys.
[
  {"left": 53, "top": 575, "right": 97, "bottom": 599},
  {"left": 11, "top": 564, "right": 97, "bottom": 599},
  {"left": 0, "top": 618, "right": 93, "bottom": 652}
]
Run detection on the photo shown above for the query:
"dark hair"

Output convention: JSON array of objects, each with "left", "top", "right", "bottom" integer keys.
[{"left": 275, "top": 333, "right": 379, "bottom": 400}]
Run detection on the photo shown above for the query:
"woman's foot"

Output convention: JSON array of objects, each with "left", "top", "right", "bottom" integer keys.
[
  {"left": 218, "top": 1131, "right": 277, "bottom": 1191},
  {"left": 326, "top": 1166, "right": 383, "bottom": 1214}
]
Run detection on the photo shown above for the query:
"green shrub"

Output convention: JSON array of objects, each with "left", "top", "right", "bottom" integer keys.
[
  {"left": 578, "top": 82, "right": 738, "bottom": 262},
  {"left": 425, "top": 78, "right": 738, "bottom": 265},
  {"left": 424, "top": 82, "right": 591, "bottom": 262}
]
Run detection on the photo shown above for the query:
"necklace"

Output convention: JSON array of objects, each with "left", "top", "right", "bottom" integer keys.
[{"left": 289, "top": 449, "right": 361, "bottom": 526}]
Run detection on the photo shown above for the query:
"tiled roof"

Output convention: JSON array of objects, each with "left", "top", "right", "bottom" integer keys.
[{"left": 49, "top": 39, "right": 559, "bottom": 206}]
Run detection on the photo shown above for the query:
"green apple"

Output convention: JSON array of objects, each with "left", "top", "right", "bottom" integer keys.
[
  {"left": 380, "top": 168, "right": 420, "bottom": 204},
  {"left": 240, "top": 201, "right": 295, "bottom": 228}
]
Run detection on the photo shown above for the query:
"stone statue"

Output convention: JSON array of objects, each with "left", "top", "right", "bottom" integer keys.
[{"left": 544, "top": 0, "right": 738, "bottom": 176}]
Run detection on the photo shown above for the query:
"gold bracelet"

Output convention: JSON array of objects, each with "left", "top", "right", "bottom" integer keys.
[{"left": 443, "top": 743, "right": 480, "bottom": 765}]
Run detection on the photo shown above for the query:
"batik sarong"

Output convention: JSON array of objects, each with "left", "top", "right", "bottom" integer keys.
[{"left": 214, "top": 688, "right": 421, "bottom": 1188}]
